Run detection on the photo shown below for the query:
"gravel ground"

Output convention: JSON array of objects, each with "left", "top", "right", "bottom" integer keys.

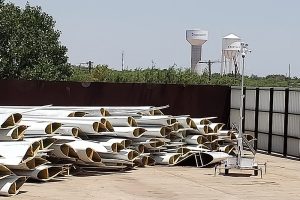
[{"left": 10, "top": 153, "right": 300, "bottom": 200}]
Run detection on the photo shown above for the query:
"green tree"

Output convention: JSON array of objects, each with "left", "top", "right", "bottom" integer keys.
[{"left": 0, "top": 1, "right": 72, "bottom": 80}]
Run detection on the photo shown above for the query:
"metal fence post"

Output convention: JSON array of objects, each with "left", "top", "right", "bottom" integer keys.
[
  {"left": 268, "top": 88, "right": 274, "bottom": 154},
  {"left": 242, "top": 86, "right": 246, "bottom": 133},
  {"left": 283, "top": 88, "right": 289, "bottom": 157},
  {"left": 254, "top": 87, "right": 260, "bottom": 150}
]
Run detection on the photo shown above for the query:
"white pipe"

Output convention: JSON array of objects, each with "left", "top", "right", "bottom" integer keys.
[
  {"left": 196, "top": 152, "right": 230, "bottom": 167},
  {"left": 203, "top": 141, "right": 220, "bottom": 151},
  {"left": 57, "top": 126, "right": 81, "bottom": 137},
  {"left": 191, "top": 117, "right": 217, "bottom": 125},
  {"left": 100, "top": 109, "right": 142, "bottom": 117},
  {"left": 13, "top": 165, "right": 62, "bottom": 182},
  {"left": 93, "top": 138, "right": 132, "bottom": 148},
  {"left": 175, "top": 117, "right": 191, "bottom": 128},
  {"left": 49, "top": 144, "right": 78, "bottom": 160},
  {"left": 170, "top": 128, "right": 200, "bottom": 138},
  {"left": 135, "top": 116, "right": 176, "bottom": 126},
  {"left": 143, "top": 127, "right": 171, "bottom": 137},
  {"left": 101, "top": 149, "right": 139, "bottom": 161},
  {"left": 219, "top": 145, "right": 235, "bottom": 154},
  {"left": 52, "top": 135, "right": 78, "bottom": 143},
  {"left": 0, "top": 113, "right": 22, "bottom": 129},
  {"left": 219, "top": 130, "right": 237, "bottom": 141},
  {"left": 101, "top": 159, "right": 133, "bottom": 165},
  {"left": 185, "top": 135, "right": 208, "bottom": 145},
  {"left": 152, "top": 153, "right": 181, "bottom": 165},
  {"left": 41, "top": 117, "right": 114, "bottom": 131},
  {"left": 24, "top": 137, "right": 56, "bottom": 150},
  {"left": 209, "top": 123, "right": 225, "bottom": 133},
  {"left": 129, "top": 144, "right": 146, "bottom": 153},
  {"left": 100, "top": 118, "right": 114, "bottom": 131},
  {"left": 0, "top": 125, "right": 27, "bottom": 141},
  {"left": 64, "top": 138, "right": 112, "bottom": 152},
  {"left": 196, "top": 125, "right": 213, "bottom": 134},
  {"left": 21, "top": 121, "right": 62, "bottom": 135},
  {"left": 0, "top": 105, "right": 169, "bottom": 114},
  {"left": 0, "top": 108, "right": 86, "bottom": 117},
  {"left": 0, "top": 165, "right": 13, "bottom": 180},
  {"left": 88, "top": 141, "right": 122, "bottom": 153},
  {"left": 185, "top": 145, "right": 210, "bottom": 152},
  {"left": 176, "top": 147, "right": 191, "bottom": 156},
  {"left": 0, "top": 141, "right": 40, "bottom": 162},
  {"left": 133, "top": 138, "right": 165, "bottom": 149},
  {"left": 101, "top": 106, "right": 168, "bottom": 116},
  {"left": 97, "top": 116, "right": 137, "bottom": 127},
  {"left": 133, "top": 155, "right": 155, "bottom": 167},
  {"left": 142, "top": 156, "right": 155, "bottom": 166},
  {"left": 205, "top": 133, "right": 220, "bottom": 142},
  {"left": 0, "top": 175, "right": 27, "bottom": 196},
  {"left": 218, "top": 130, "right": 235, "bottom": 136},
  {"left": 23, "top": 117, "right": 107, "bottom": 134},
  {"left": 133, "top": 156, "right": 146, "bottom": 167},
  {"left": 102, "top": 127, "right": 146, "bottom": 138},
  {"left": 66, "top": 140, "right": 102, "bottom": 163},
  {"left": 4, "top": 157, "right": 48, "bottom": 170}
]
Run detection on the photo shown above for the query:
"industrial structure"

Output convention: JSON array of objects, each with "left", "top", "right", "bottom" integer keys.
[
  {"left": 221, "top": 34, "right": 242, "bottom": 75},
  {"left": 186, "top": 29, "right": 208, "bottom": 73}
]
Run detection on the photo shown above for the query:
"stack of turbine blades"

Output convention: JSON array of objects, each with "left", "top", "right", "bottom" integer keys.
[{"left": 0, "top": 105, "right": 243, "bottom": 197}]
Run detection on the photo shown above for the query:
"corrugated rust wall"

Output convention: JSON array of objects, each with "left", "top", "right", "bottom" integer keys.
[{"left": 0, "top": 80, "right": 231, "bottom": 124}]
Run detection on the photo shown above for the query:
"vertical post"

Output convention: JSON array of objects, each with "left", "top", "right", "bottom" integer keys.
[
  {"left": 221, "top": 53, "right": 224, "bottom": 75},
  {"left": 254, "top": 87, "right": 260, "bottom": 150},
  {"left": 242, "top": 86, "right": 246, "bottom": 133},
  {"left": 88, "top": 61, "right": 92, "bottom": 73},
  {"left": 268, "top": 88, "right": 274, "bottom": 154},
  {"left": 288, "top": 64, "right": 291, "bottom": 87},
  {"left": 237, "top": 55, "right": 245, "bottom": 164},
  {"left": 121, "top": 51, "right": 124, "bottom": 71},
  {"left": 208, "top": 60, "right": 212, "bottom": 81},
  {"left": 283, "top": 88, "right": 289, "bottom": 156}
]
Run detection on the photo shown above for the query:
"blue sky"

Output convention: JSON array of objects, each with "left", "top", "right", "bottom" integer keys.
[{"left": 7, "top": 0, "right": 300, "bottom": 76}]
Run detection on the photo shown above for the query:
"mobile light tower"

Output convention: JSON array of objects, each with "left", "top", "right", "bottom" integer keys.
[
  {"left": 186, "top": 29, "right": 208, "bottom": 73},
  {"left": 220, "top": 42, "right": 264, "bottom": 176}
]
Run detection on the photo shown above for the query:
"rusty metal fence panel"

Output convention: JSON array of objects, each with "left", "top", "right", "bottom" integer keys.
[{"left": 0, "top": 79, "right": 231, "bottom": 124}]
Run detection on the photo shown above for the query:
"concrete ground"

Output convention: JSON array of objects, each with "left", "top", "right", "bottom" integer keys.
[{"left": 11, "top": 153, "right": 300, "bottom": 200}]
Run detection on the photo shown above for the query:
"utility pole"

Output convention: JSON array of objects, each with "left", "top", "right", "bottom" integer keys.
[
  {"left": 208, "top": 60, "right": 212, "bottom": 81},
  {"left": 79, "top": 61, "right": 93, "bottom": 72},
  {"left": 88, "top": 61, "right": 93, "bottom": 73},
  {"left": 121, "top": 51, "right": 125, "bottom": 71},
  {"left": 199, "top": 60, "right": 220, "bottom": 81},
  {"left": 288, "top": 64, "right": 291, "bottom": 87}
]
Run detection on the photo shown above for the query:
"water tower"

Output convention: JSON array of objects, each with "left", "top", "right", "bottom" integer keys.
[
  {"left": 186, "top": 30, "right": 208, "bottom": 73},
  {"left": 221, "top": 34, "right": 241, "bottom": 75}
]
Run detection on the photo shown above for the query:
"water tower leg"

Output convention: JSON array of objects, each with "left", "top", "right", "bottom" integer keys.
[{"left": 221, "top": 55, "right": 224, "bottom": 75}]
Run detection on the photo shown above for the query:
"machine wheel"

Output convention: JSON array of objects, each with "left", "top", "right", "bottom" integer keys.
[{"left": 225, "top": 169, "right": 229, "bottom": 175}]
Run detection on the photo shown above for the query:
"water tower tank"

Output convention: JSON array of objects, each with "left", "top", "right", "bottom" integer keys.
[
  {"left": 186, "top": 30, "right": 208, "bottom": 73},
  {"left": 221, "top": 34, "right": 241, "bottom": 75},
  {"left": 222, "top": 34, "right": 241, "bottom": 59}
]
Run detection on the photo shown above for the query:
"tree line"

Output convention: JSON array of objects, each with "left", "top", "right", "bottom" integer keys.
[{"left": 71, "top": 65, "right": 300, "bottom": 88}]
